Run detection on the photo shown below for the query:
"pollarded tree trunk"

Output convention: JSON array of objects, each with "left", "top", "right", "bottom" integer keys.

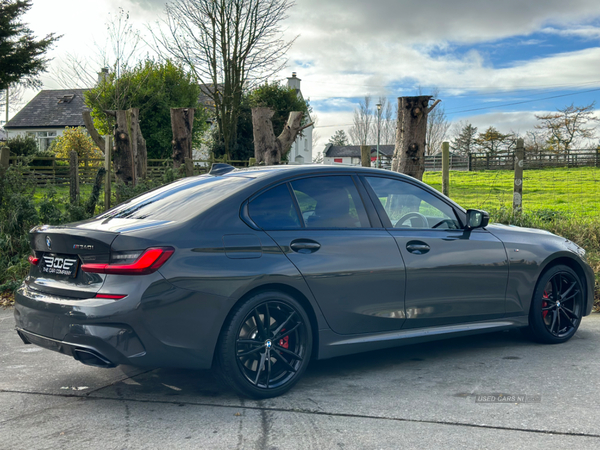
[
  {"left": 391, "top": 96, "right": 440, "bottom": 180},
  {"left": 171, "top": 108, "right": 195, "bottom": 169},
  {"left": 252, "top": 107, "right": 311, "bottom": 165},
  {"left": 106, "top": 108, "right": 148, "bottom": 185},
  {"left": 112, "top": 110, "right": 135, "bottom": 185},
  {"left": 127, "top": 108, "right": 147, "bottom": 182}
]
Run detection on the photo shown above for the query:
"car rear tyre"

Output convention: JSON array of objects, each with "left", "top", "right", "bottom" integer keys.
[
  {"left": 217, "top": 291, "right": 312, "bottom": 399},
  {"left": 527, "top": 265, "right": 584, "bottom": 344}
]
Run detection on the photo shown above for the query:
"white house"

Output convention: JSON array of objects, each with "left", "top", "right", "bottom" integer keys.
[
  {"left": 286, "top": 73, "right": 313, "bottom": 164},
  {"left": 3, "top": 89, "right": 88, "bottom": 150},
  {"left": 323, "top": 144, "right": 395, "bottom": 166}
]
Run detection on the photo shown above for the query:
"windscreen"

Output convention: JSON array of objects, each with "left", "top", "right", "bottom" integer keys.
[{"left": 96, "top": 175, "right": 252, "bottom": 222}]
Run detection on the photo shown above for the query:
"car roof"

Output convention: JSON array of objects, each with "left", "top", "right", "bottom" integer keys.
[
  {"left": 225, "top": 164, "right": 405, "bottom": 179},
  {"left": 224, "top": 164, "right": 467, "bottom": 214}
]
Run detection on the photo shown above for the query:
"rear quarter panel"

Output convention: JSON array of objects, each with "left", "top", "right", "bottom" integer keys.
[{"left": 139, "top": 196, "right": 329, "bottom": 363}]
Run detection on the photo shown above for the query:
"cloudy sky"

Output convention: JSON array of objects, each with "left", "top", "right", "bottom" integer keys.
[{"left": 12, "top": 0, "right": 600, "bottom": 148}]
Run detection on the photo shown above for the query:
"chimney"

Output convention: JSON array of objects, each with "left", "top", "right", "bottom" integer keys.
[
  {"left": 287, "top": 72, "right": 301, "bottom": 91},
  {"left": 97, "top": 67, "right": 109, "bottom": 85}
]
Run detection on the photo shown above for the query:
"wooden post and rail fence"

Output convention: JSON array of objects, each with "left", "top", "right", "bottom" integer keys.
[{"left": 1, "top": 139, "right": 598, "bottom": 216}]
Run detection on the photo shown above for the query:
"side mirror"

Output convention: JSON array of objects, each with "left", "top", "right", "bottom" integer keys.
[{"left": 466, "top": 209, "right": 489, "bottom": 229}]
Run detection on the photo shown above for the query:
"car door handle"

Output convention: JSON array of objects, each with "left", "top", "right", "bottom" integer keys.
[
  {"left": 406, "top": 241, "right": 430, "bottom": 255},
  {"left": 290, "top": 239, "right": 321, "bottom": 254}
]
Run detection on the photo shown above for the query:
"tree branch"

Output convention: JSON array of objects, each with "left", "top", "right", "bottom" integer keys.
[{"left": 82, "top": 111, "right": 105, "bottom": 152}]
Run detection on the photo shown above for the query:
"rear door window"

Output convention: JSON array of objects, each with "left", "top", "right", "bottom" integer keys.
[
  {"left": 291, "top": 176, "right": 370, "bottom": 228},
  {"left": 248, "top": 184, "right": 301, "bottom": 229}
]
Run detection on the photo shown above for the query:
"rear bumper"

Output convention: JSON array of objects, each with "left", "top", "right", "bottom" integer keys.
[
  {"left": 13, "top": 277, "right": 230, "bottom": 370},
  {"left": 16, "top": 328, "right": 119, "bottom": 368}
]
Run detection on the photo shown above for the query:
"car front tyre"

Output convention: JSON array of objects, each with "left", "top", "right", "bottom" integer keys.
[
  {"left": 527, "top": 264, "right": 584, "bottom": 344},
  {"left": 217, "top": 291, "right": 312, "bottom": 399}
]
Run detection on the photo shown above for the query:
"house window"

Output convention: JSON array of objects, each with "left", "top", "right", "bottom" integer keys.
[
  {"left": 27, "top": 131, "right": 57, "bottom": 151},
  {"left": 334, "top": 158, "right": 343, "bottom": 163},
  {"left": 351, "top": 157, "right": 360, "bottom": 165}
]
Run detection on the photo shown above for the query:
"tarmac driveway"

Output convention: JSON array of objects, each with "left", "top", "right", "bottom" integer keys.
[{"left": 1, "top": 307, "right": 600, "bottom": 449}]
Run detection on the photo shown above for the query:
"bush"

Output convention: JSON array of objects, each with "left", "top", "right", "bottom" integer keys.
[
  {"left": 0, "top": 161, "right": 39, "bottom": 293},
  {"left": 50, "top": 127, "right": 103, "bottom": 164},
  {"left": 0, "top": 134, "right": 38, "bottom": 156},
  {"left": 0, "top": 165, "right": 108, "bottom": 298}
]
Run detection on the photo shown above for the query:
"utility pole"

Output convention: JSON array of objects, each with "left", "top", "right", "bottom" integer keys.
[
  {"left": 5, "top": 87, "right": 8, "bottom": 124},
  {"left": 376, "top": 103, "right": 382, "bottom": 168}
]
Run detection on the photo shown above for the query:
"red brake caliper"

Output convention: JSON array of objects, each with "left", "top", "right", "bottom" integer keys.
[
  {"left": 279, "top": 329, "right": 289, "bottom": 349},
  {"left": 542, "top": 291, "right": 549, "bottom": 318}
]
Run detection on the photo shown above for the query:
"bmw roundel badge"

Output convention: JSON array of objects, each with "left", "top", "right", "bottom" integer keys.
[{"left": 46, "top": 236, "right": 52, "bottom": 250}]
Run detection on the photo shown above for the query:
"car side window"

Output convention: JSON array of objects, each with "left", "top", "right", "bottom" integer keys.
[
  {"left": 291, "top": 176, "right": 370, "bottom": 228},
  {"left": 248, "top": 184, "right": 301, "bottom": 229},
  {"left": 365, "top": 177, "right": 460, "bottom": 229}
]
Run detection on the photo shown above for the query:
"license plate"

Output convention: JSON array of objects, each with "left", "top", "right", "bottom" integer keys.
[{"left": 40, "top": 254, "right": 79, "bottom": 278}]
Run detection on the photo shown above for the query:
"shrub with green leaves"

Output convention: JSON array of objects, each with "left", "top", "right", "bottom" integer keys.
[
  {"left": 0, "top": 134, "right": 39, "bottom": 156},
  {"left": 0, "top": 161, "right": 39, "bottom": 293},
  {"left": 0, "top": 165, "right": 107, "bottom": 297}
]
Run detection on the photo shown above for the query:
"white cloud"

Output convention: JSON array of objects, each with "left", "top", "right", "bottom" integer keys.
[{"left": 541, "top": 26, "right": 600, "bottom": 40}]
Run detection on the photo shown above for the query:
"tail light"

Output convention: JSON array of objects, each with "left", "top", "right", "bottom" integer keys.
[
  {"left": 28, "top": 255, "right": 40, "bottom": 265},
  {"left": 82, "top": 247, "right": 174, "bottom": 275}
]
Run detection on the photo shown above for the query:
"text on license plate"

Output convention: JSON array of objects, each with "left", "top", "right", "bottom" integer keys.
[{"left": 41, "top": 255, "right": 78, "bottom": 277}]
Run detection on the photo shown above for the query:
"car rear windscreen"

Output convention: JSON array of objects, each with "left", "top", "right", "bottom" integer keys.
[{"left": 97, "top": 175, "right": 252, "bottom": 222}]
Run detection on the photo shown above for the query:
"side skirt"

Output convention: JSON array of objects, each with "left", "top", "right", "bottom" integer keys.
[{"left": 317, "top": 316, "right": 529, "bottom": 360}]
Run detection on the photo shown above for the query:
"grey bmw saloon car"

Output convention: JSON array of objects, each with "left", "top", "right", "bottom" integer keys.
[{"left": 14, "top": 164, "right": 594, "bottom": 398}]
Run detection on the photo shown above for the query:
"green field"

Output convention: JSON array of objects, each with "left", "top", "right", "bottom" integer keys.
[
  {"left": 423, "top": 167, "right": 600, "bottom": 218},
  {"left": 36, "top": 166, "right": 600, "bottom": 219}
]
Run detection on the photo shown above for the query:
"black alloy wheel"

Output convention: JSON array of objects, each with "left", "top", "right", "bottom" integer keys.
[
  {"left": 528, "top": 265, "right": 584, "bottom": 344},
  {"left": 217, "top": 291, "right": 312, "bottom": 398}
]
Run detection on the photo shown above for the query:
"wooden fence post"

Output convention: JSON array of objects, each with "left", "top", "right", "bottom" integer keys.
[
  {"left": 0, "top": 147, "right": 9, "bottom": 170},
  {"left": 442, "top": 141, "right": 450, "bottom": 197},
  {"left": 184, "top": 157, "right": 194, "bottom": 177},
  {"left": 69, "top": 151, "right": 79, "bottom": 205},
  {"left": 104, "top": 135, "right": 112, "bottom": 211},
  {"left": 360, "top": 145, "right": 371, "bottom": 167},
  {"left": 513, "top": 139, "right": 524, "bottom": 212}
]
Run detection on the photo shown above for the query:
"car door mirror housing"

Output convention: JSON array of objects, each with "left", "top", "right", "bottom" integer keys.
[{"left": 466, "top": 209, "right": 489, "bottom": 229}]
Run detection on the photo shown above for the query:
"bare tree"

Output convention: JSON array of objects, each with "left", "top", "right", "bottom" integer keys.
[
  {"left": 53, "top": 8, "right": 142, "bottom": 89},
  {"left": 349, "top": 96, "right": 374, "bottom": 146},
  {"left": 535, "top": 102, "right": 599, "bottom": 154},
  {"left": 311, "top": 113, "right": 321, "bottom": 149},
  {"left": 378, "top": 97, "right": 396, "bottom": 145},
  {"left": 523, "top": 130, "right": 547, "bottom": 154},
  {"left": 417, "top": 88, "right": 449, "bottom": 155},
  {"left": 312, "top": 151, "right": 324, "bottom": 163},
  {"left": 0, "top": 84, "right": 24, "bottom": 123},
  {"left": 151, "top": 0, "right": 295, "bottom": 159}
]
